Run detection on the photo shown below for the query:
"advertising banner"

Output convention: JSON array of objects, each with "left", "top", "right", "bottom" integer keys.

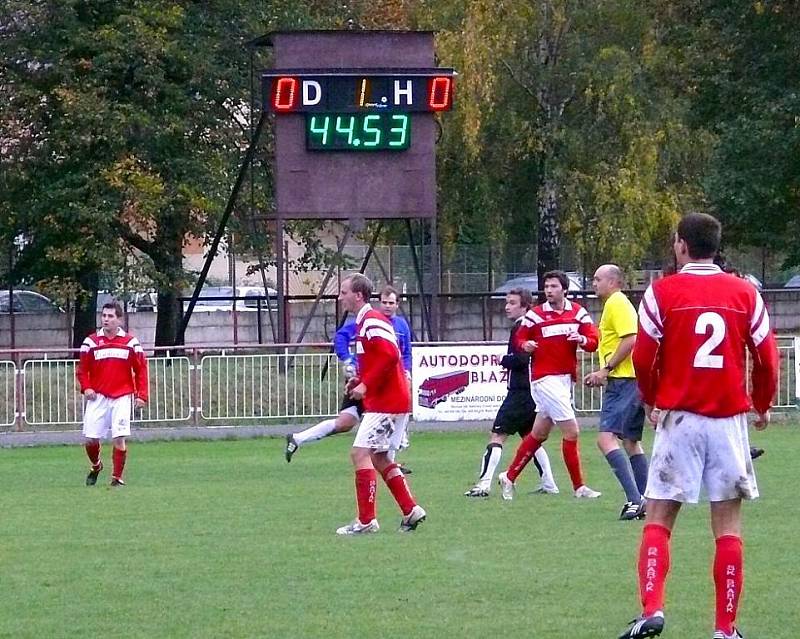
[{"left": 412, "top": 344, "right": 509, "bottom": 421}]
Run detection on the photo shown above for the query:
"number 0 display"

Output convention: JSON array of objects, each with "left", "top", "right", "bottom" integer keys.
[{"left": 306, "top": 113, "right": 410, "bottom": 151}]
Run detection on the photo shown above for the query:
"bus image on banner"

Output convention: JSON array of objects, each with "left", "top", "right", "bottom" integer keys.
[{"left": 417, "top": 370, "right": 469, "bottom": 408}]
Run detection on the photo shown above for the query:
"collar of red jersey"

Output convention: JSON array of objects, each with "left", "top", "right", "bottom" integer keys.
[
  {"left": 96, "top": 327, "right": 127, "bottom": 337},
  {"left": 680, "top": 262, "right": 722, "bottom": 275},
  {"left": 355, "top": 303, "right": 371, "bottom": 324},
  {"left": 542, "top": 299, "right": 573, "bottom": 313}
]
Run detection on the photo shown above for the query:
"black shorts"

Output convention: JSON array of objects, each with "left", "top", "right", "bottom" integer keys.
[
  {"left": 491, "top": 390, "right": 537, "bottom": 437},
  {"left": 340, "top": 393, "right": 364, "bottom": 418}
]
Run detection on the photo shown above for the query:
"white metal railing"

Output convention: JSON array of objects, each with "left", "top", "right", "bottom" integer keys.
[
  {"left": 0, "top": 360, "right": 16, "bottom": 426},
  {"left": 1, "top": 338, "right": 796, "bottom": 431},
  {"left": 200, "top": 352, "right": 344, "bottom": 420},
  {"left": 21, "top": 356, "right": 193, "bottom": 427}
]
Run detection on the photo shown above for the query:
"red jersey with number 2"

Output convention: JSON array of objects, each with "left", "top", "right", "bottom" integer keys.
[{"left": 633, "top": 263, "right": 778, "bottom": 417}]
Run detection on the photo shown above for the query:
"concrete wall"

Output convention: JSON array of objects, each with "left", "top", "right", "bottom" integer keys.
[{"left": 2, "top": 289, "right": 798, "bottom": 351}]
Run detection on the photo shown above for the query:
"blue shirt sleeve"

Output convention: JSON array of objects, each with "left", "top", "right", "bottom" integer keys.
[
  {"left": 334, "top": 321, "right": 357, "bottom": 365},
  {"left": 391, "top": 315, "right": 413, "bottom": 372}
]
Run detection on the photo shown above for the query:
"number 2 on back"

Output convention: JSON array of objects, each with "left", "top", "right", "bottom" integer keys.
[{"left": 694, "top": 311, "right": 725, "bottom": 369}]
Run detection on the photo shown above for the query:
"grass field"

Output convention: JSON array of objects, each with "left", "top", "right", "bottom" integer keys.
[{"left": 1, "top": 425, "right": 797, "bottom": 639}]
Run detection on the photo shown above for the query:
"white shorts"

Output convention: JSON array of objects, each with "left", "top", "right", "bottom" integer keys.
[
  {"left": 82, "top": 393, "right": 132, "bottom": 439},
  {"left": 530, "top": 375, "right": 575, "bottom": 422},
  {"left": 352, "top": 413, "right": 410, "bottom": 452},
  {"left": 645, "top": 410, "right": 758, "bottom": 504}
]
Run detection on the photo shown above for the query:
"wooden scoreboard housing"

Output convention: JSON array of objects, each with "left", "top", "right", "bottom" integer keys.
[{"left": 264, "top": 31, "right": 454, "bottom": 220}]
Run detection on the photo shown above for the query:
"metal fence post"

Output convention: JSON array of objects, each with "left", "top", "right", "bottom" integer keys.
[{"left": 190, "top": 347, "right": 200, "bottom": 426}]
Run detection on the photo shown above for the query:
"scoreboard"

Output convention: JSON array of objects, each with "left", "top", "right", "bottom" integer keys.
[
  {"left": 264, "top": 31, "right": 454, "bottom": 220},
  {"left": 264, "top": 70, "right": 453, "bottom": 152}
]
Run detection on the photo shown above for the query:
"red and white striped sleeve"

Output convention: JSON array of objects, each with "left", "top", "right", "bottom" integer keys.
[
  {"left": 575, "top": 306, "right": 599, "bottom": 352},
  {"left": 75, "top": 334, "right": 97, "bottom": 393},
  {"left": 747, "top": 291, "right": 778, "bottom": 414},
  {"left": 633, "top": 285, "right": 663, "bottom": 406},
  {"left": 127, "top": 336, "right": 149, "bottom": 402}
]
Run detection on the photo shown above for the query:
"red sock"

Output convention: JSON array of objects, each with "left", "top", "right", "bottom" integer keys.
[
  {"left": 561, "top": 438, "right": 585, "bottom": 490},
  {"left": 112, "top": 447, "right": 127, "bottom": 480},
  {"left": 638, "top": 524, "right": 672, "bottom": 616},
  {"left": 381, "top": 463, "right": 416, "bottom": 515},
  {"left": 355, "top": 468, "right": 377, "bottom": 524},
  {"left": 506, "top": 434, "right": 543, "bottom": 482},
  {"left": 714, "top": 535, "right": 743, "bottom": 635},
  {"left": 85, "top": 441, "right": 101, "bottom": 467}
]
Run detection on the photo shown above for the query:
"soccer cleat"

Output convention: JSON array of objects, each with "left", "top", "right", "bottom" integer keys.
[
  {"left": 574, "top": 485, "right": 602, "bottom": 499},
  {"left": 336, "top": 519, "right": 380, "bottom": 536},
  {"left": 534, "top": 481, "right": 560, "bottom": 495},
  {"left": 619, "top": 501, "right": 642, "bottom": 520},
  {"left": 498, "top": 472, "right": 515, "bottom": 500},
  {"left": 110, "top": 477, "right": 126, "bottom": 488},
  {"left": 749, "top": 446, "right": 764, "bottom": 460},
  {"left": 285, "top": 434, "right": 298, "bottom": 463},
  {"left": 712, "top": 629, "right": 744, "bottom": 639},
  {"left": 618, "top": 612, "right": 665, "bottom": 638},
  {"left": 398, "top": 465, "right": 413, "bottom": 475},
  {"left": 85, "top": 461, "right": 103, "bottom": 486},
  {"left": 399, "top": 505, "right": 427, "bottom": 532},
  {"left": 464, "top": 484, "right": 490, "bottom": 498},
  {"left": 636, "top": 499, "right": 647, "bottom": 520}
]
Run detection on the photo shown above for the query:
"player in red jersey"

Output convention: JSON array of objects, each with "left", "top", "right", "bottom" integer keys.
[
  {"left": 76, "top": 302, "right": 149, "bottom": 487},
  {"left": 334, "top": 274, "right": 426, "bottom": 535},
  {"left": 618, "top": 213, "right": 778, "bottom": 639},
  {"left": 497, "top": 270, "right": 603, "bottom": 500}
]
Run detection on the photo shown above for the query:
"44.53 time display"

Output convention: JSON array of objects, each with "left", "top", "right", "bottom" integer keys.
[{"left": 306, "top": 113, "right": 410, "bottom": 151}]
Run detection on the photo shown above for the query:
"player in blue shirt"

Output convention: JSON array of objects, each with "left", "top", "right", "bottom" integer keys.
[{"left": 285, "top": 285, "right": 414, "bottom": 468}]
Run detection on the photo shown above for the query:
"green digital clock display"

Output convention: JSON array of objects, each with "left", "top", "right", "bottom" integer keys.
[{"left": 306, "top": 113, "right": 410, "bottom": 151}]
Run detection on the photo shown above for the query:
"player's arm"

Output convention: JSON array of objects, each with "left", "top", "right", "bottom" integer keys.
[
  {"left": 515, "top": 311, "right": 538, "bottom": 352},
  {"left": 131, "top": 340, "right": 149, "bottom": 405},
  {"left": 633, "top": 285, "right": 663, "bottom": 410},
  {"left": 572, "top": 309, "right": 599, "bottom": 352},
  {"left": 76, "top": 338, "right": 96, "bottom": 399},
  {"left": 747, "top": 294, "right": 779, "bottom": 423},
  {"left": 501, "top": 349, "right": 530, "bottom": 370},
  {"left": 396, "top": 316, "right": 413, "bottom": 372},
  {"left": 355, "top": 335, "right": 399, "bottom": 395},
  {"left": 334, "top": 321, "right": 357, "bottom": 366}
]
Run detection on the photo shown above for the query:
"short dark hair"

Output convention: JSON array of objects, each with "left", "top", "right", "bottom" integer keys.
[
  {"left": 380, "top": 284, "right": 399, "bottom": 299},
  {"left": 677, "top": 212, "right": 721, "bottom": 259},
  {"left": 102, "top": 301, "right": 124, "bottom": 318},
  {"left": 346, "top": 273, "right": 372, "bottom": 301},
  {"left": 542, "top": 270, "right": 569, "bottom": 291},
  {"left": 507, "top": 287, "right": 534, "bottom": 308}
]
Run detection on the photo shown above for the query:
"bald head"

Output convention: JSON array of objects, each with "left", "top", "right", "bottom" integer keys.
[{"left": 592, "top": 264, "right": 624, "bottom": 299}]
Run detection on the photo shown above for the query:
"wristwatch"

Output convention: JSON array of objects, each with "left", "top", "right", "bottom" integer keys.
[{"left": 603, "top": 364, "right": 614, "bottom": 372}]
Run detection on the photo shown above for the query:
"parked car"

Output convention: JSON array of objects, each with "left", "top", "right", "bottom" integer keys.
[
  {"left": 185, "top": 286, "right": 278, "bottom": 312},
  {"left": 96, "top": 291, "right": 157, "bottom": 312},
  {"left": 493, "top": 272, "right": 584, "bottom": 295},
  {"left": 0, "top": 290, "right": 63, "bottom": 313},
  {"left": 784, "top": 275, "right": 800, "bottom": 288}
]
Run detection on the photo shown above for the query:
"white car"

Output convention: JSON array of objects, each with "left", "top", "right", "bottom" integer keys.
[{"left": 186, "top": 286, "right": 278, "bottom": 312}]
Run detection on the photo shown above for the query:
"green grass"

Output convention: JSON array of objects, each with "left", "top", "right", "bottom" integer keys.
[{"left": 0, "top": 426, "right": 797, "bottom": 639}]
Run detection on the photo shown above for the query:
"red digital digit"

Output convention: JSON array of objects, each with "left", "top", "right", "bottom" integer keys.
[
  {"left": 427, "top": 76, "right": 452, "bottom": 111},
  {"left": 272, "top": 77, "right": 299, "bottom": 112}
]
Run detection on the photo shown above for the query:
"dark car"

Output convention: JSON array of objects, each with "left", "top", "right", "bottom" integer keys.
[{"left": 0, "top": 290, "right": 63, "bottom": 313}]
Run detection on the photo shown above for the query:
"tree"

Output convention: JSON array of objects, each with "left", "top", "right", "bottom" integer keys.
[
  {"left": 673, "top": 1, "right": 800, "bottom": 269},
  {"left": 0, "top": 0, "right": 321, "bottom": 345},
  {"left": 420, "top": 0, "right": 688, "bottom": 280}
]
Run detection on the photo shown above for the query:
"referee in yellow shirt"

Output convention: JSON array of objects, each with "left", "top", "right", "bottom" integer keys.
[{"left": 584, "top": 265, "right": 649, "bottom": 520}]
